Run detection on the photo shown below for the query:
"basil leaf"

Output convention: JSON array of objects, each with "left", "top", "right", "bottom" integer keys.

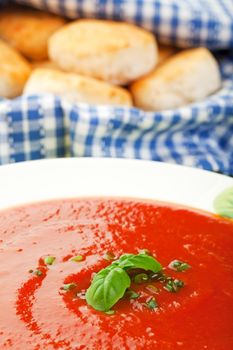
[
  {"left": 86, "top": 267, "right": 130, "bottom": 311},
  {"left": 116, "top": 253, "right": 162, "bottom": 273},
  {"left": 214, "top": 187, "right": 233, "bottom": 219}
]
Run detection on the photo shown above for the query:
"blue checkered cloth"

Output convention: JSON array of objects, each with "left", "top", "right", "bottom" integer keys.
[
  {"left": 0, "top": 0, "right": 233, "bottom": 175},
  {"left": 12, "top": 0, "right": 233, "bottom": 49},
  {"left": 1, "top": 53, "right": 232, "bottom": 174}
]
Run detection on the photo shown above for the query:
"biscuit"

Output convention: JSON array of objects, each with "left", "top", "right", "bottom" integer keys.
[
  {"left": 0, "top": 40, "right": 31, "bottom": 98},
  {"left": 0, "top": 8, "right": 65, "bottom": 61},
  {"left": 49, "top": 19, "right": 158, "bottom": 85},
  {"left": 23, "top": 68, "right": 132, "bottom": 106},
  {"left": 130, "top": 48, "right": 221, "bottom": 111},
  {"left": 158, "top": 44, "right": 177, "bottom": 65},
  {"left": 31, "top": 60, "right": 60, "bottom": 71}
]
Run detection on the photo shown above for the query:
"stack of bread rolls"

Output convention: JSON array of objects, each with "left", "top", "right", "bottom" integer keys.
[{"left": 0, "top": 6, "right": 221, "bottom": 110}]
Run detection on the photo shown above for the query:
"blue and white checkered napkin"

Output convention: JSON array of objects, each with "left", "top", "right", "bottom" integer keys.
[
  {"left": 13, "top": 0, "right": 233, "bottom": 49},
  {"left": 0, "top": 0, "right": 233, "bottom": 175}
]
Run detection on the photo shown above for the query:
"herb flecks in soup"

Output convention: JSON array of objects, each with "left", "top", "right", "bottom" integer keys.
[
  {"left": 86, "top": 252, "right": 163, "bottom": 311},
  {"left": 86, "top": 253, "right": 187, "bottom": 312},
  {"left": 0, "top": 199, "right": 232, "bottom": 349}
]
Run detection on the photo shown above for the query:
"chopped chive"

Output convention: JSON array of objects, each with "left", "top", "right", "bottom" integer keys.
[
  {"left": 145, "top": 297, "right": 158, "bottom": 310},
  {"left": 105, "top": 310, "right": 115, "bottom": 315},
  {"left": 62, "top": 283, "right": 77, "bottom": 291},
  {"left": 146, "top": 284, "right": 159, "bottom": 294},
  {"left": 70, "top": 255, "right": 83, "bottom": 262},
  {"left": 149, "top": 272, "right": 168, "bottom": 282},
  {"left": 125, "top": 290, "right": 140, "bottom": 299},
  {"left": 34, "top": 269, "right": 43, "bottom": 277},
  {"left": 103, "top": 251, "right": 115, "bottom": 261},
  {"left": 164, "top": 279, "right": 184, "bottom": 293},
  {"left": 168, "top": 260, "right": 191, "bottom": 272},
  {"left": 134, "top": 273, "right": 149, "bottom": 284},
  {"left": 44, "top": 256, "right": 56, "bottom": 265}
]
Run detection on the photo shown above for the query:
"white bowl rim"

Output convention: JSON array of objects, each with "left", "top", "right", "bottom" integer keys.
[{"left": 0, "top": 157, "right": 232, "bottom": 213}]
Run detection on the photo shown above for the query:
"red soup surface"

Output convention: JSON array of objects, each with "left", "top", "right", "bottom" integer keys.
[{"left": 0, "top": 198, "right": 232, "bottom": 350}]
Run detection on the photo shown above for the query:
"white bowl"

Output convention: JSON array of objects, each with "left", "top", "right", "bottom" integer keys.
[{"left": 0, "top": 158, "right": 232, "bottom": 212}]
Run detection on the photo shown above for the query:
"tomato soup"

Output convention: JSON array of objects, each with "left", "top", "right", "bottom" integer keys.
[{"left": 0, "top": 199, "right": 232, "bottom": 349}]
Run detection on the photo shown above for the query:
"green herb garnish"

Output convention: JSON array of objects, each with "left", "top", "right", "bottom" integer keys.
[
  {"left": 85, "top": 253, "right": 162, "bottom": 312},
  {"left": 62, "top": 283, "right": 77, "bottom": 291},
  {"left": 168, "top": 260, "right": 191, "bottom": 272},
  {"left": 70, "top": 255, "right": 83, "bottom": 262},
  {"left": 44, "top": 256, "right": 56, "bottom": 265},
  {"left": 134, "top": 273, "right": 149, "bottom": 284},
  {"left": 145, "top": 297, "right": 158, "bottom": 310},
  {"left": 149, "top": 271, "right": 168, "bottom": 282},
  {"left": 164, "top": 279, "right": 184, "bottom": 293},
  {"left": 125, "top": 290, "right": 140, "bottom": 299},
  {"left": 115, "top": 253, "right": 162, "bottom": 271},
  {"left": 34, "top": 269, "right": 43, "bottom": 276},
  {"left": 146, "top": 284, "right": 159, "bottom": 294}
]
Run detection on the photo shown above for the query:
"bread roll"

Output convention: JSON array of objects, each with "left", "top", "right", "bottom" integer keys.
[
  {"left": 158, "top": 44, "right": 177, "bottom": 65},
  {"left": 130, "top": 48, "right": 221, "bottom": 111},
  {"left": 0, "top": 8, "right": 65, "bottom": 61},
  {"left": 31, "top": 60, "right": 60, "bottom": 71},
  {"left": 0, "top": 40, "right": 31, "bottom": 98},
  {"left": 49, "top": 19, "right": 158, "bottom": 85},
  {"left": 23, "top": 68, "right": 132, "bottom": 106}
]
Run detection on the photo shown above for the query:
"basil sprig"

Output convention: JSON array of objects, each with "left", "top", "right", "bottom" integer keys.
[{"left": 86, "top": 253, "right": 162, "bottom": 312}]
